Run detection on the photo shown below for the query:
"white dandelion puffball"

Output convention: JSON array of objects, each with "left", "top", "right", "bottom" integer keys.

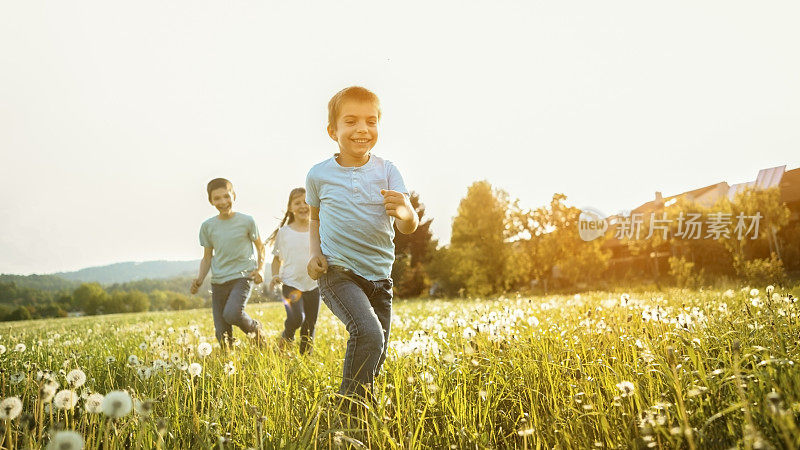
[
  {"left": 197, "top": 342, "right": 213, "bottom": 357},
  {"left": 10, "top": 372, "right": 25, "bottom": 384},
  {"left": 616, "top": 381, "right": 635, "bottom": 397},
  {"left": 188, "top": 362, "right": 203, "bottom": 377},
  {"left": 39, "top": 381, "right": 59, "bottom": 403},
  {"left": 0, "top": 397, "right": 23, "bottom": 420},
  {"left": 0, "top": 344, "right": 5, "bottom": 354},
  {"left": 101, "top": 390, "right": 132, "bottom": 418},
  {"left": 134, "top": 399, "right": 154, "bottom": 417},
  {"left": 127, "top": 355, "right": 139, "bottom": 366},
  {"left": 223, "top": 361, "right": 236, "bottom": 376},
  {"left": 84, "top": 393, "right": 104, "bottom": 414},
  {"left": 66, "top": 369, "right": 87, "bottom": 388},
  {"left": 750, "top": 288, "right": 759, "bottom": 298},
  {"left": 46, "top": 430, "right": 84, "bottom": 450},
  {"left": 14, "top": 343, "right": 26, "bottom": 353},
  {"left": 54, "top": 390, "right": 79, "bottom": 410}
]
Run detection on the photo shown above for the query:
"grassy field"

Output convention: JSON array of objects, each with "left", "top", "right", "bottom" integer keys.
[{"left": 1, "top": 286, "right": 799, "bottom": 449}]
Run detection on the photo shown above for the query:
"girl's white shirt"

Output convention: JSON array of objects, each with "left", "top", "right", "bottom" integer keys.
[{"left": 272, "top": 225, "right": 318, "bottom": 292}]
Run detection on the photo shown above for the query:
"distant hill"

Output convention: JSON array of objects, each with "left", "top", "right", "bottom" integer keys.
[
  {"left": 2, "top": 259, "right": 273, "bottom": 290},
  {"left": 0, "top": 274, "right": 78, "bottom": 292},
  {"left": 54, "top": 260, "right": 200, "bottom": 284}
]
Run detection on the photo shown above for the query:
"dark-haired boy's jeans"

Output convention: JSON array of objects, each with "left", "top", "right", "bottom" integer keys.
[
  {"left": 211, "top": 277, "right": 261, "bottom": 348},
  {"left": 318, "top": 266, "right": 393, "bottom": 399}
]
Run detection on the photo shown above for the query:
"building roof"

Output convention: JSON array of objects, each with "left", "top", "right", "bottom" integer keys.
[
  {"left": 728, "top": 165, "right": 785, "bottom": 201},
  {"left": 780, "top": 167, "right": 800, "bottom": 204},
  {"left": 632, "top": 182, "right": 728, "bottom": 215}
]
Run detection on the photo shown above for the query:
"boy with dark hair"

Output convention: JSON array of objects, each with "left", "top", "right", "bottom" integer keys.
[{"left": 191, "top": 178, "right": 266, "bottom": 350}]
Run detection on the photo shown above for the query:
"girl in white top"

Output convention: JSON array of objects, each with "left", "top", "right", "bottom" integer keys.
[{"left": 267, "top": 187, "right": 320, "bottom": 354}]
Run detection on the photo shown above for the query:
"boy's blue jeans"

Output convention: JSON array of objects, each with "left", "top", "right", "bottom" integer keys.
[
  {"left": 281, "top": 284, "right": 320, "bottom": 354},
  {"left": 318, "top": 266, "right": 393, "bottom": 399},
  {"left": 211, "top": 277, "right": 260, "bottom": 348}
]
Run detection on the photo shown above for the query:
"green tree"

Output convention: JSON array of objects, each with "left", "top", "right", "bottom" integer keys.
[
  {"left": 444, "top": 181, "right": 515, "bottom": 296},
  {"left": 512, "top": 193, "right": 610, "bottom": 291},
  {"left": 73, "top": 283, "right": 110, "bottom": 315},
  {"left": 7, "top": 306, "right": 33, "bottom": 321},
  {"left": 392, "top": 191, "right": 438, "bottom": 297},
  {"left": 126, "top": 290, "right": 151, "bottom": 312}
]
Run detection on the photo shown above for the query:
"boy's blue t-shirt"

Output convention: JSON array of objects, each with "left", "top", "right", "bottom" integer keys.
[
  {"left": 199, "top": 212, "right": 260, "bottom": 284},
  {"left": 305, "top": 154, "right": 408, "bottom": 281}
]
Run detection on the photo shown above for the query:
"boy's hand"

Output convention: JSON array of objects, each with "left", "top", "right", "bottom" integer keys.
[
  {"left": 381, "top": 190, "right": 413, "bottom": 221},
  {"left": 307, "top": 255, "right": 328, "bottom": 280},
  {"left": 249, "top": 270, "right": 263, "bottom": 285},
  {"left": 190, "top": 278, "right": 202, "bottom": 295}
]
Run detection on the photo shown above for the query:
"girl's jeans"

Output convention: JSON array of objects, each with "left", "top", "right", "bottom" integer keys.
[
  {"left": 211, "top": 277, "right": 260, "bottom": 348},
  {"left": 281, "top": 284, "right": 320, "bottom": 354},
  {"left": 318, "top": 266, "right": 393, "bottom": 399}
]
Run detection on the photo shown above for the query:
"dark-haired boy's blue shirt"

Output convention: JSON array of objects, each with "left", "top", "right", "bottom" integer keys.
[{"left": 199, "top": 213, "right": 260, "bottom": 284}]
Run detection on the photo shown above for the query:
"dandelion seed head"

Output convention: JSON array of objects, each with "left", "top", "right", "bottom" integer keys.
[
  {"left": 197, "top": 342, "right": 212, "bottom": 357},
  {"left": 84, "top": 393, "right": 104, "bottom": 414},
  {"left": 66, "top": 369, "right": 86, "bottom": 388},
  {"left": 101, "top": 390, "right": 132, "bottom": 418},
  {"left": 46, "top": 430, "right": 84, "bottom": 450},
  {"left": 223, "top": 361, "right": 236, "bottom": 376},
  {"left": 616, "top": 381, "right": 635, "bottom": 397},
  {"left": 134, "top": 399, "right": 154, "bottom": 417},
  {"left": 0, "top": 397, "right": 23, "bottom": 420},
  {"left": 10, "top": 372, "right": 25, "bottom": 384},
  {"left": 188, "top": 363, "right": 202, "bottom": 377},
  {"left": 53, "top": 390, "right": 79, "bottom": 410},
  {"left": 517, "top": 427, "right": 535, "bottom": 436}
]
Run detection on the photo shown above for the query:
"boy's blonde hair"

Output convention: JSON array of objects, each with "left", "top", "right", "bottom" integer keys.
[{"left": 327, "top": 86, "right": 381, "bottom": 130}]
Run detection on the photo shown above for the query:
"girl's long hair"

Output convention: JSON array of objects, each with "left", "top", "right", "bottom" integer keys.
[{"left": 266, "top": 187, "right": 306, "bottom": 247}]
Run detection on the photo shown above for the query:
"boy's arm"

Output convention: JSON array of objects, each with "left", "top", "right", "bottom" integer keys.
[
  {"left": 190, "top": 247, "right": 213, "bottom": 294},
  {"left": 307, "top": 206, "right": 328, "bottom": 280},
  {"left": 381, "top": 190, "right": 419, "bottom": 234},
  {"left": 250, "top": 239, "right": 266, "bottom": 284}
]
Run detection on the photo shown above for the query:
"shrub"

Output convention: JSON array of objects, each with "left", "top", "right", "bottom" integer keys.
[
  {"left": 733, "top": 253, "right": 787, "bottom": 286},
  {"left": 668, "top": 256, "right": 704, "bottom": 288}
]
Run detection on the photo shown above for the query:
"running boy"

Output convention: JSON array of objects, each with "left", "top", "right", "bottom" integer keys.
[
  {"left": 191, "top": 178, "right": 266, "bottom": 350},
  {"left": 305, "top": 86, "right": 419, "bottom": 399}
]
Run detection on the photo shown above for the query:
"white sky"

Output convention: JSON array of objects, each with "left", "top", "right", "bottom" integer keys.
[{"left": 1, "top": 1, "right": 799, "bottom": 275}]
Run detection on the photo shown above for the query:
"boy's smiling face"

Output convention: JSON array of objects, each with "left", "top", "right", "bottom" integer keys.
[
  {"left": 209, "top": 187, "right": 235, "bottom": 215},
  {"left": 328, "top": 100, "right": 379, "bottom": 165}
]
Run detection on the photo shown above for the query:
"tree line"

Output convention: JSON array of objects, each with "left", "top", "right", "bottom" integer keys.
[
  {"left": 391, "top": 182, "right": 799, "bottom": 297},
  {"left": 4, "top": 181, "right": 797, "bottom": 321},
  {"left": 0, "top": 277, "right": 211, "bottom": 322}
]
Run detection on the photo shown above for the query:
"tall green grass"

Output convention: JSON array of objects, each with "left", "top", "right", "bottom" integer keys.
[{"left": 0, "top": 286, "right": 797, "bottom": 448}]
